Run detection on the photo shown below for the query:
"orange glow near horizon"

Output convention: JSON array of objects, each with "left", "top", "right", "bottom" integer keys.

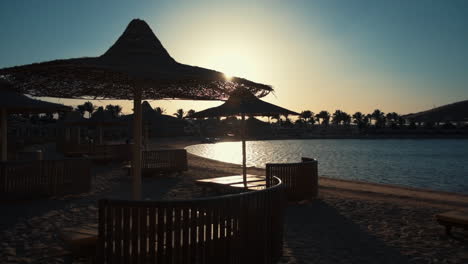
[{"left": 34, "top": 3, "right": 467, "bottom": 118}]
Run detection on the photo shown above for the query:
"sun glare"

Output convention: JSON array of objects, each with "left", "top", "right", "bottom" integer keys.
[{"left": 223, "top": 73, "right": 233, "bottom": 81}]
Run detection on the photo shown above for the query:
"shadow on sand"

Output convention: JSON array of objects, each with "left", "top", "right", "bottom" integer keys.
[
  {"left": 0, "top": 164, "right": 182, "bottom": 232},
  {"left": 282, "top": 199, "right": 410, "bottom": 263}
]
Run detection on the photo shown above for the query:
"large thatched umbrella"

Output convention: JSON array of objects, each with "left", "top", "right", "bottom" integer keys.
[
  {"left": 0, "top": 19, "right": 272, "bottom": 199},
  {"left": 0, "top": 80, "right": 71, "bottom": 161},
  {"left": 188, "top": 87, "right": 298, "bottom": 187}
]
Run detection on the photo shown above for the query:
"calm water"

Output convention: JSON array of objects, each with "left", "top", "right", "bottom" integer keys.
[{"left": 186, "top": 139, "right": 468, "bottom": 194}]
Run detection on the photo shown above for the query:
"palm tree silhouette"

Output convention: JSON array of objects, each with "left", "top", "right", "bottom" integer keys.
[
  {"left": 154, "top": 107, "right": 166, "bottom": 115},
  {"left": 105, "top": 104, "right": 122, "bottom": 118},
  {"left": 83, "top": 101, "right": 95, "bottom": 118},
  {"left": 342, "top": 112, "right": 351, "bottom": 125},
  {"left": 174, "top": 109, "right": 185, "bottom": 119},
  {"left": 332, "top": 110, "right": 343, "bottom": 125},
  {"left": 187, "top": 109, "right": 196, "bottom": 118},
  {"left": 371, "top": 109, "right": 385, "bottom": 128},
  {"left": 271, "top": 114, "right": 281, "bottom": 124},
  {"left": 300, "top": 110, "right": 313, "bottom": 124},
  {"left": 316, "top": 110, "right": 331, "bottom": 126},
  {"left": 76, "top": 105, "right": 86, "bottom": 117},
  {"left": 352, "top": 111, "right": 365, "bottom": 129}
]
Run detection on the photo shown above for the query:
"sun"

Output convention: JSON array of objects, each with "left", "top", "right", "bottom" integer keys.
[{"left": 223, "top": 73, "right": 233, "bottom": 81}]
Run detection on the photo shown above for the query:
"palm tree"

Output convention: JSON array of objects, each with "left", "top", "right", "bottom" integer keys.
[
  {"left": 105, "top": 104, "right": 122, "bottom": 118},
  {"left": 76, "top": 105, "right": 86, "bottom": 117},
  {"left": 83, "top": 101, "right": 95, "bottom": 118},
  {"left": 174, "top": 109, "right": 185, "bottom": 119},
  {"left": 371, "top": 109, "right": 385, "bottom": 128},
  {"left": 385, "top": 112, "right": 399, "bottom": 128},
  {"left": 364, "top": 114, "right": 372, "bottom": 127},
  {"left": 342, "top": 112, "right": 351, "bottom": 125},
  {"left": 187, "top": 109, "right": 196, "bottom": 118},
  {"left": 352, "top": 112, "right": 363, "bottom": 125},
  {"left": 316, "top": 110, "right": 330, "bottom": 126},
  {"left": 332, "top": 110, "right": 343, "bottom": 125},
  {"left": 271, "top": 114, "right": 281, "bottom": 124},
  {"left": 352, "top": 112, "right": 365, "bottom": 131},
  {"left": 154, "top": 107, "right": 165, "bottom": 115},
  {"left": 300, "top": 110, "right": 313, "bottom": 123}
]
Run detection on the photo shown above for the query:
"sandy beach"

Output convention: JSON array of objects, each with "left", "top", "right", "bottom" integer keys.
[{"left": 0, "top": 138, "right": 467, "bottom": 264}]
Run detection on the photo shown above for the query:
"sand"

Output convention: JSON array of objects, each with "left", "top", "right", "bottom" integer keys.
[{"left": 0, "top": 138, "right": 467, "bottom": 263}]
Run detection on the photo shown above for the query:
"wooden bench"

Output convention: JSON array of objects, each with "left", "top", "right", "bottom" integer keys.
[
  {"left": 266, "top": 157, "right": 318, "bottom": 201},
  {"left": 435, "top": 210, "right": 468, "bottom": 236}
]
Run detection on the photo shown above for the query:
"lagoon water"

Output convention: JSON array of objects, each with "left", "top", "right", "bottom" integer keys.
[{"left": 186, "top": 139, "right": 468, "bottom": 194}]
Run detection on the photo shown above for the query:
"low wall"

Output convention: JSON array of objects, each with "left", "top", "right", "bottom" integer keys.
[
  {"left": 0, "top": 158, "right": 92, "bottom": 200},
  {"left": 97, "top": 177, "right": 284, "bottom": 264},
  {"left": 266, "top": 157, "right": 318, "bottom": 200}
]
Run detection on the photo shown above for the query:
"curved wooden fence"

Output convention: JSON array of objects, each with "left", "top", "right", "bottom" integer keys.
[
  {"left": 97, "top": 177, "right": 284, "bottom": 264},
  {"left": 266, "top": 157, "right": 318, "bottom": 200},
  {"left": 0, "top": 158, "right": 92, "bottom": 200}
]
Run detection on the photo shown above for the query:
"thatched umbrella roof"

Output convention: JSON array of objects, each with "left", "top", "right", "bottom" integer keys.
[
  {"left": 0, "top": 19, "right": 273, "bottom": 199},
  {"left": 0, "top": 19, "right": 272, "bottom": 100},
  {"left": 0, "top": 80, "right": 71, "bottom": 161},
  {"left": 188, "top": 87, "right": 298, "bottom": 118},
  {"left": 0, "top": 80, "right": 71, "bottom": 113},
  {"left": 188, "top": 87, "right": 298, "bottom": 187},
  {"left": 403, "top": 100, "right": 468, "bottom": 122}
]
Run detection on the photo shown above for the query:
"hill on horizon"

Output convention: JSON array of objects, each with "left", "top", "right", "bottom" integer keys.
[{"left": 404, "top": 99, "right": 468, "bottom": 122}]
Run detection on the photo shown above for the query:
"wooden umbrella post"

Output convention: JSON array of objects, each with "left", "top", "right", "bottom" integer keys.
[
  {"left": 241, "top": 113, "right": 247, "bottom": 187},
  {"left": 1, "top": 108, "right": 6, "bottom": 161},
  {"left": 132, "top": 88, "right": 142, "bottom": 200},
  {"left": 98, "top": 124, "right": 103, "bottom": 144},
  {"left": 76, "top": 127, "right": 80, "bottom": 144}
]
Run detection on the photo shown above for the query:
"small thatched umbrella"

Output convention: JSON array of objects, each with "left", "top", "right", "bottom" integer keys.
[
  {"left": 0, "top": 19, "right": 272, "bottom": 199},
  {"left": 0, "top": 80, "right": 71, "bottom": 161},
  {"left": 188, "top": 87, "right": 299, "bottom": 187}
]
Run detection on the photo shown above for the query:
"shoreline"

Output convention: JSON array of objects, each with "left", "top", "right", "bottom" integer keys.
[
  {"left": 161, "top": 137, "right": 468, "bottom": 262},
  {"left": 0, "top": 137, "right": 467, "bottom": 263},
  {"left": 156, "top": 137, "right": 468, "bottom": 210}
]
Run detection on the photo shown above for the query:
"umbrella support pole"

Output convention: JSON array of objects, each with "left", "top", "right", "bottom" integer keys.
[
  {"left": 98, "top": 125, "right": 103, "bottom": 144},
  {"left": 241, "top": 114, "right": 247, "bottom": 187},
  {"left": 132, "top": 89, "right": 142, "bottom": 200},
  {"left": 76, "top": 127, "right": 80, "bottom": 144},
  {"left": 1, "top": 108, "right": 6, "bottom": 161}
]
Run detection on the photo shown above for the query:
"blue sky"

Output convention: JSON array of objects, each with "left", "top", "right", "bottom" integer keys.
[{"left": 1, "top": 0, "right": 467, "bottom": 115}]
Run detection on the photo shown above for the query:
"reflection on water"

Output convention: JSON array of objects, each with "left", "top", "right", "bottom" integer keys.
[{"left": 186, "top": 139, "right": 468, "bottom": 194}]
